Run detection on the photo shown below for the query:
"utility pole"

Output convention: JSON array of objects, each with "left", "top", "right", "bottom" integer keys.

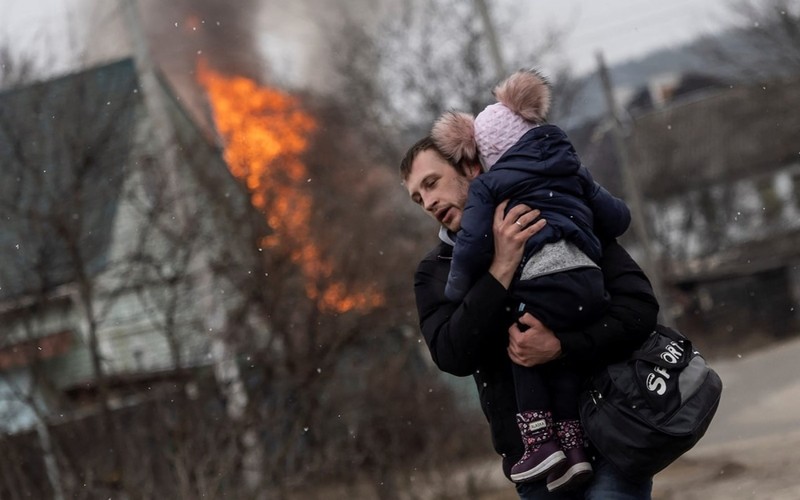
[
  {"left": 474, "top": 0, "right": 506, "bottom": 81},
  {"left": 596, "top": 51, "right": 673, "bottom": 326}
]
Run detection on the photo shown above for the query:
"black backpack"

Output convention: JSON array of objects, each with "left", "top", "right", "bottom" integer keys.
[{"left": 579, "top": 324, "right": 723, "bottom": 480}]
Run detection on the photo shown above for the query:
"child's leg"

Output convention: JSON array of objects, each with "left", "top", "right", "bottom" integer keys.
[
  {"left": 515, "top": 267, "right": 608, "bottom": 333},
  {"left": 512, "top": 362, "right": 550, "bottom": 412},
  {"left": 541, "top": 362, "right": 582, "bottom": 421}
]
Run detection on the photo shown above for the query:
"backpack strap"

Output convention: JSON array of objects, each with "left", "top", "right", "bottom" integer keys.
[
  {"left": 631, "top": 325, "right": 693, "bottom": 369},
  {"left": 655, "top": 324, "right": 691, "bottom": 345}
]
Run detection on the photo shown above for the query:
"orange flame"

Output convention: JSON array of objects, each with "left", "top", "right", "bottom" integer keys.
[{"left": 197, "top": 61, "right": 384, "bottom": 313}]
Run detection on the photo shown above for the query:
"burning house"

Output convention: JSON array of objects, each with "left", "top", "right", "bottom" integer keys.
[{"left": 0, "top": 13, "right": 391, "bottom": 482}]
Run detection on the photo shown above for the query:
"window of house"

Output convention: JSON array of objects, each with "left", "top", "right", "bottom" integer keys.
[
  {"left": 792, "top": 171, "right": 800, "bottom": 211},
  {"left": 756, "top": 177, "right": 782, "bottom": 223}
]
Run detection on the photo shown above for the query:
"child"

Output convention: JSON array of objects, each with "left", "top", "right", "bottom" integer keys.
[{"left": 431, "top": 70, "right": 631, "bottom": 492}]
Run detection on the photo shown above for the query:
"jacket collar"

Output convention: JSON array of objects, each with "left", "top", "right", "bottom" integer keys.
[{"left": 438, "top": 226, "right": 456, "bottom": 247}]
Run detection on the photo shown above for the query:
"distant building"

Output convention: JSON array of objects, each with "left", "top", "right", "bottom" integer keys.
[
  {"left": 630, "top": 75, "right": 800, "bottom": 346},
  {"left": 626, "top": 73, "right": 729, "bottom": 113},
  {"left": 571, "top": 74, "right": 800, "bottom": 350}
]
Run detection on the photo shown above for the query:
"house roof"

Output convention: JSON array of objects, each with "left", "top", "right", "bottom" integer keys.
[
  {"left": 628, "top": 76, "right": 800, "bottom": 198},
  {"left": 667, "top": 227, "right": 800, "bottom": 285},
  {"left": 0, "top": 59, "right": 140, "bottom": 301}
]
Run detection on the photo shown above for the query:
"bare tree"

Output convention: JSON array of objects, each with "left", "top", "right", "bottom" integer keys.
[
  {"left": 696, "top": 0, "right": 800, "bottom": 79},
  {"left": 217, "top": 1, "right": 580, "bottom": 492},
  {"left": 0, "top": 55, "right": 144, "bottom": 486},
  {"left": 0, "top": 47, "right": 37, "bottom": 90},
  {"left": 191, "top": 50, "right": 500, "bottom": 493},
  {"left": 0, "top": 51, "right": 270, "bottom": 497},
  {"left": 321, "top": 0, "right": 573, "bottom": 166}
]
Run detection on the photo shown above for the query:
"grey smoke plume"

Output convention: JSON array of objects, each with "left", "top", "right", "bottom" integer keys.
[
  {"left": 129, "top": 0, "right": 264, "bottom": 130},
  {"left": 137, "top": 0, "right": 381, "bottom": 91},
  {"left": 103, "top": 0, "right": 386, "bottom": 124},
  {"left": 139, "top": 0, "right": 262, "bottom": 80}
]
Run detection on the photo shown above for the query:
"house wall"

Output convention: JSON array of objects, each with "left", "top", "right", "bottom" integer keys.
[
  {"left": 87, "top": 79, "right": 254, "bottom": 381},
  {"left": 652, "top": 162, "right": 800, "bottom": 260},
  {"left": 654, "top": 163, "right": 800, "bottom": 346},
  {"left": 675, "top": 266, "right": 800, "bottom": 354}
]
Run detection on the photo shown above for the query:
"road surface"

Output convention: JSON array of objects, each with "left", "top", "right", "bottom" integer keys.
[{"left": 654, "top": 336, "right": 800, "bottom": 499}]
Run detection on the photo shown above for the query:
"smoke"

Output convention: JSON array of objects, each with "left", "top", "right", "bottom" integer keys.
[
  {"left": 122, "top": 0, "right": 258, "bottom": 128},
  {"left": 135, "top": 0, "right": 384, "bottom": 92},
  {"left": 139, "top": 0, "right": 262, "bottom": 80}
]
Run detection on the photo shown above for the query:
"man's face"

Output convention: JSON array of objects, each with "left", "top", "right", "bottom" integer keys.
[{"left": 405, "top": 149, "right": 480, "bottom": 232}]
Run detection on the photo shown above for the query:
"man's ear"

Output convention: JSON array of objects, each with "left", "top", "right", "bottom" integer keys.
[{"left": 464, "top": 161, "right": 482, "bottom": 180}]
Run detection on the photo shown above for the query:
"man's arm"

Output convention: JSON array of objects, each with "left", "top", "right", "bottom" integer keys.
[
  {"left": 415, "top": 203, "right": 544, "bottom": 376},
  {"left": 415, "top": 258, "right": 510, "bottom": 376},
  {"left": 508, "top": 241, "right": 659, "bottom": 369}
]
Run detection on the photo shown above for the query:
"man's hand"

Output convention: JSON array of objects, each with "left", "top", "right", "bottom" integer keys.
[
  {"left": 507, "top": 313, "right": 562, "bottom": 367},
  {"left": 489, "top": 201, "right": 546, "bottom": 289}
]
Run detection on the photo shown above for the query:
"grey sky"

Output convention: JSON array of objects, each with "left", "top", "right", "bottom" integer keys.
[
  {"left": 1, "top": 0, "right": 734, "bottom": 82},
  {"left": 516, "top": 0, "right": 733, "bottom": 75}
]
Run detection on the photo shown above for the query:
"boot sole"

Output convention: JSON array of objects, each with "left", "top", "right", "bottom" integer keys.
[
  {"left": 510, "top": 450, "right": 566, "bottom": 482},
  {"left": 546, "top": 462, "right": 593, "bottom": 492}
]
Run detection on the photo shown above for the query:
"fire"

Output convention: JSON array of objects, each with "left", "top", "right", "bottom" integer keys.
[{"left": 197, "top": 61, "right": 384, "bottom": 313}]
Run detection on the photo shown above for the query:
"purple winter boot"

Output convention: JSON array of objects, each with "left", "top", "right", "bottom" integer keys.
[
  {"left": 509, "top": 410, "right": 566, "bottom": 483},
  {"left": 546, "top": 419, "right": 593, "bottom": 492}
]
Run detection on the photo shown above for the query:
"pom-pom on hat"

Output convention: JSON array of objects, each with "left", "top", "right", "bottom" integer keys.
[
  {"left": 431, "top": 111, "right": 479, "bottom": 165},
  {"left": 475, "top": 69, "right": 552, "bottom": 169}
]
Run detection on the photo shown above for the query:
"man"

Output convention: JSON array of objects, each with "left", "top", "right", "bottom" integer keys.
[{"left": 400, "top": 136, "right": 658, "bottom": 499}]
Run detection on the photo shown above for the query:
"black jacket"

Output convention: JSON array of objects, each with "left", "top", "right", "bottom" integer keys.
[{"left": 413, "top": 240, "right": 658, "bottom": 477}]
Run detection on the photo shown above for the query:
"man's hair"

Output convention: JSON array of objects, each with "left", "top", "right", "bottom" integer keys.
[{"left": 399, "top": 135, "right": 472, "bottom": 181}]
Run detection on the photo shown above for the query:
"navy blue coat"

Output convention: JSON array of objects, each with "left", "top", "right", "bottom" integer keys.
[{"left": 445, "top": 124, "right": 631, "bottom": 305}]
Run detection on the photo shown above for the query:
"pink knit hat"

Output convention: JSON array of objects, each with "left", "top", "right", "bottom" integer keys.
[
  {"left": 431, "top": 69, "right": 552, "bottom": 170},
  {"left": 474, "top": 103, "right": 536, "bottom": 169}
]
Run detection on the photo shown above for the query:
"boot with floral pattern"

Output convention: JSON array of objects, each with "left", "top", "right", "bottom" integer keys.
[
  {"left": 509, "top": 410, "right": 566, "bottom": 483},
  {"left": 546, "top": 419, "right": 593, "bottom": 492}
]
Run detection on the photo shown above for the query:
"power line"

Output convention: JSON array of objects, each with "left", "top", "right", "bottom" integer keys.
[{"left": 567, "top": 1, "right": 700, "bottom": 42}]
